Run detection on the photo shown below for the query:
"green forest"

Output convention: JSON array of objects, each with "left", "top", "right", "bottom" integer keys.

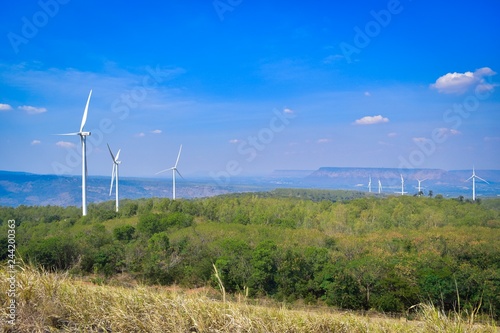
[{"left": 2, "top": 189, "right": 500, "bottom": 321}]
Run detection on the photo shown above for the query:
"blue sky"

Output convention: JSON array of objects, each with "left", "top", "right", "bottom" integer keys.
[{"left": 1, "top": 0, "right": 499, "bottom": 178}]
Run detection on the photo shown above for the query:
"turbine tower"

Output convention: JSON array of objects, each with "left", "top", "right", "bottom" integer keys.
[
  {"left": 156, "top": 145, "right": 183, "bottom": 200},
  {"left": 417, "top": 178, "right": 427, "bottom": 196},
  {"left": 57, "top": 90, "right": 92, "bottom": 216},
  {"left": 466, "top": 166, "right": 488, "bottom": 201},
  {"left": 368, "top": 176, "right": 372, "bottom": 193},
  {"left": 378, "top": 179, "right": 382, "bottom": 194},
  {"left": 107, "top": 143, "right": 121, "bottom": 212}
]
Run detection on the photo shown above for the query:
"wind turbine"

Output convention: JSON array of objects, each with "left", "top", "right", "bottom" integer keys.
[
  {"left": 368, "top": 176, "right": 372, "bottom": 193},
  {"left": 417, "top": 178, "right": 427, "bottom": 196},
  {"left": 107, "top": 143, "right": 121, "bottom": 212},
  {"left": 466, "top": 166, "right": 488, "bottom": 201},
  {"left": 156, "top": 145, "right": 183, "bottom": 200},
  {"left": 56, "top": 90, "right": 92, "bottom": 216},
  {"left": 378, "top": 179, "right": 382, "bottom": 194},
  {"left": 396, "top": 174, "right": 408, "bottom": 196}
]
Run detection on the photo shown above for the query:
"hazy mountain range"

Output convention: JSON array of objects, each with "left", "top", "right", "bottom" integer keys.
[{"left": 1, "top": 167, "right": 499, "bottom": 207}]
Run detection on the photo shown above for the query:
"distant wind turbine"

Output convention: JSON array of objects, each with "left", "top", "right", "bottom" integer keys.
[
  {"left": 56, "top": 90, "right": 92, "bottom": 216},
  {"left": 107, "top": 144, "right": 121, "bottom": 212},
  {"left": 396, "top": 174, "right": 408, "bottom": 196},
  {"left": 156, "top": 145, "right": 183, "bottom": 200},
  {"left": 466, "top": 166, "right": 488, "bottom": 201},
  {"left": 368, "top": 176, "right": 372, "bottom": 193},
  {"left": 417, "top": 178, "right": 427, "bottom": 196},
  {"left": 378, "top": 179, "right": 382, "bottom": 194}
]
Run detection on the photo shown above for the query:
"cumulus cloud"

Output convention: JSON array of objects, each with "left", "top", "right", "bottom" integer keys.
[
  {"left": 229, "top": 139, "right": 241, "bottom": 144},
  {"left": 18, "top": 105, "right": 47, "bottom": 114},
  {"left": 151, "top": 129, "right": 162, "bottom": 134},
  {"left": 31, "top": 140, "right": 41, "bottom": 145},
  {"left": 364, "top": 91, "right": 371, "bottom": 97},
  {"left": 387, "top": 132, "right": 398, "bottom": 137},
  {"left": 283, "top": 107, "right": 294, "bottom": 114},
  {"left": 354, "top": 115, "right": 389, "bottom": 125},
  {"left": 317, "top": 138, "right": 331, "bottom": 144},
  {"left": 56, "top": 141, "right": 76, "bottom": 149},
  {"left": 431, "top": 67, "right": 497, "bottom": 94},
  {"left": 0, "top": 103, "right": 13, "bottom": 111},
  {"left": 135, "top": 132, "right": 145, "bottom": 138}
]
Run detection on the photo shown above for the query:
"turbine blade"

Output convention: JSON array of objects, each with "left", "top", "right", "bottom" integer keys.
[
  {"left": 80, "top": 89, "right": 92, "bottom": 133},
  {"left": 110, "top": 165, "right": 115, "bottom": 196},
  {"left": 55, "top": 132, "right": 80, "bottom": 136},
  {"left": 465, "top": 176, "right": 473, "bottom": 182},
  {"left": 156, "top": 167, "right": 174, "bottom": 175},
  {"left": 107, "top": 143, "right": 115, "bottom": 161},
  {"left": 476, "top": 175, "right": 489, "bottom": 184},
  {"left": 115, "top": 149, "right": 121, "bottom": 162},
  {"left": 174, "top": 144, "right": 182, "bottom": 167},
  {"left": 175, "top": 169, "right": 184, "bottom": 179}
]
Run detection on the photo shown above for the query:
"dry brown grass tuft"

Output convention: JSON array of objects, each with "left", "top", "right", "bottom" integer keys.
[{"left": 0, "top": 266, "right": 498, "bottom": 332}]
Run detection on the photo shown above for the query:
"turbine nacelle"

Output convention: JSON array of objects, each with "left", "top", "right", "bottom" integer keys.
[{"left": 79, "top": 131, "right": 91, "bottom": 136}]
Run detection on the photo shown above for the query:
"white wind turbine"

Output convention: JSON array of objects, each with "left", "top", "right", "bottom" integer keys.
[
  {"left": 56, "top": 90, "right": 92, "bottom": 216},
  {"left": 156, "top": 145, "right": 183, "bottom": 200},
  {"left": 466, "top": 166, "right": 488, "bottom": 201},
  {"left": 378, "top": 179, "right": 382, "bottom": 194},
  {"left": 417, "top": 178, "right": 427, "bottom": 196},
  {"left": 368, "top": 176, "right": 372, "bottom": 193},
  {"left": 396, "top": 174, "right": 408, "bottom": 196},
  {"left": 107, "top": 144, "right": 121, "bottom": 212}
]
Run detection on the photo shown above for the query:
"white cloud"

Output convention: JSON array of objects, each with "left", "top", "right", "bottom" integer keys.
[
  {"left": 431, "top": 67, "right": 497, "bottom": 94},
  {"left": 317, "top": 138, "right": 331, "bottom": 144},
  {"left": 0, "top": 103, "right": 13, "bottom": 111},
  {"left": 31, "top": 140, "right": 41, "bottom": 145},
  {"left": 484, "top": 136, "right": 500, "bottom": 142},
  {"left": 354, "top": 115, "right": 389, "bottom": 125},
  {"left": 435, "top": 128, "right": 461, "bottom": 137},
  {"left": 412, "top": 137, "right": 427, "bottom": 143},
  {"left": 283, "top": 107, "right": 294, "bottom": 114},
  {"left": 387, "top": 132, "right": 398, "bottom": 137},
  {"left": 135, "top": 132, "right": 146, "bottom": 138},
  {"left": 18, "top": 105, "right": 47, "bottom": 114},
  {"left": 229, "top": 139, "right": 241, "bottom": 144},
  {"left": 364, "top": 91, "right": 371, "bottom": 97},
  {"left": 151, "top": 129, "right": 162, "bottom": 134},
  {"left": 56, "top": 141, "right": 76, "bottom": 149}
]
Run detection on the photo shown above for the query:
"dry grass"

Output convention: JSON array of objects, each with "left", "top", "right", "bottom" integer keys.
[{"left": 0, "top": 266, "right": 498, "bottom": 332}]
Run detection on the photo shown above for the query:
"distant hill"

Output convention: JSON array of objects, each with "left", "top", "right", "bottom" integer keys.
[
  {"left": 0, "top": 171, "right": 247, "bottom": 207},
  {"left": 305, "top": 167, "right": 500, "bottom": 197},
  {"left": 1, "top": 167, "right": 499, "bottom": 207},
  {"left": 307, "top": 166, "right": 500, "bottom": 183}
]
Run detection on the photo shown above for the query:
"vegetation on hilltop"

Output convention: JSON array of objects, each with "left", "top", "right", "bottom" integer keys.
[{"left": 1, "top": 190, "right": 499, "bottom": 323}]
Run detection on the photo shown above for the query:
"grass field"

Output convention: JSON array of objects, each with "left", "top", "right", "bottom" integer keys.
[{"left": 1, "top": 265, "right": 498, "bottom": 332}]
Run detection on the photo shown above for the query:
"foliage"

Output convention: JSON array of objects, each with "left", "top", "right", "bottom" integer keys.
[{"left": 1, "top": 192, "right": 499, "bottom": 321}]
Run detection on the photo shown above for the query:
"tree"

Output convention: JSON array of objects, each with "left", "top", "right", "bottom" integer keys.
[
  {"left": 249, "top": 240, "right": 278, "bottom": 295},
  {"left": 137, "top": 213, "right": 163, "bottom": 236},
  {"left": 113, "top": 225, "right": 135, "bottom": 242}
]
